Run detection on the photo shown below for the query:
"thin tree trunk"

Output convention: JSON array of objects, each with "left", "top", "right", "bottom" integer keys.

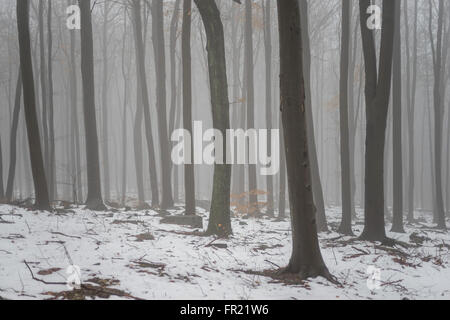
[
  {"left": 182, "top": 0, "right": 196, "bottom": 216},
  {"left": 78, "top": 0, "right": 105, "bottom": 211},
  {"left": 101, "top": 1, "right": 110, "bottom": 203},
  {"left": 391, "top": 0, "right": 405, "bottom": 233},
  {"left": 6, "top": 69, "right": 22, "bottom": 202},
  {"left": 338, "top": 0, "right": 353, "bottom": 235},
  {"left": 47, "top": 0, "right": 56, "bottom": 202},
  {"left": 121, "top": 12, "right": 128, "bottom": 207},
  {"left": 244, "top": 0, "right": 258, "bottom": 214},
  {"left": 16, "top": 0, "right": 50, "bottom": 210},
  {"left": 151, "top": 0, "right": 174, "bottom": 209}
]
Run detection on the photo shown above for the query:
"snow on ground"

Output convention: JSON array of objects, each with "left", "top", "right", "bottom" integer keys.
[{"left": 0, "top": 203, "right": 449, "bottom": 300}]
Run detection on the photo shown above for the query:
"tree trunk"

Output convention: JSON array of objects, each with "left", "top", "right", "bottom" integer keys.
[
  {"left": 262, "top": 0, "right": 274, "bottom": 217},
  {"left": 6, "top": 69, "right": 22, "bottom": 202},
  {"left": 194, "top": 0, "right": 232, "bottom": 236},
  {"left": 429, "top": 0, "right": 446, "bottom": 229},
  {"left": 131, "top": 0, "right": 159, "bottom": 208},
  {"left": 244, "top": 0, "right": 258, "bottom": 214},
  {"left": 182, "top": 0, "right": 196, "bottom": 216},
  {"left": 338, "top": 0, "right": 353, "bottom": 235},
  {"left": 391, "top": 0, "right": 405, "bottom": 233},
  {"left": 47, "top": 0, "right": 56, "bottom": 202},
  {"left": 121, "top": 12, "right": 129, "bottom": 207},
  {"left": 78, "top": 0, "right": 105, "bottom": 211},
  {"left": 276, "top": 0, "right": 333, "bottom": 281},
  {"left": 16, "top": 0, "right": 50, "bottom": 210},
  {"left": 151, "top": 0, "right": 174, "bottom": 209},
  {"left": 278, "top": 117, "right": 286, "bottom": 219},
  {"left": 101, "top": 1, "right": 111, "bottom": 203},
  {"left": 0, "top": 136, "right": 4, "bottom": 201},
  {"left": 359, "top": 0, "right": 396, "bottom": 241},
  {"left": 299, "top": 0, "right": 328, "bottom": 232},
  {"left": 38, "top": 0, "right": 49, "bottom": 183}
]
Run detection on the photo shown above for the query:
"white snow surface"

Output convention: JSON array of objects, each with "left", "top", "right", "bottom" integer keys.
[{"left": 0, "top": 204, "right": 449, "bottom": 300}]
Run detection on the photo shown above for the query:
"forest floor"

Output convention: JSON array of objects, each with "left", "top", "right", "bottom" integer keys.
[{"left": 0, "top": 203, "right": 449, "bottom": 300}]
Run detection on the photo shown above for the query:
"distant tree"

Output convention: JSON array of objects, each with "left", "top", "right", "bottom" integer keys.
[
  {"left": 194, "top": 0, "right": 232, "bottom": 236},
  {"left": 131, "top": 0, "right": 159, "bottom": 207},
  {"left": 359, "top": 0, "right": 396, "bottom": 241},
  {"left": 78, "top": 0, "right": 105, "bottom": 210},
  {"left": 16, "top": 0, "right": 50, "bottom": 210},
  {"left": 276, "top": 0, "right": 334, "bottom": 281},
  {"left": 5, "top": 69, "right": 22, "bottom": 202}
]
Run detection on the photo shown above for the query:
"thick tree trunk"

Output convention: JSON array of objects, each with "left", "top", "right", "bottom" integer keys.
[
  {"left": 359, "top": 0, "right": 396, "bottom": 241},
  {"left": 391, "top": 0, "right": 405, "bottom": 233},
  {"left": 276, "top": 0, "right": 333, "bottom": 281},
  {"left": 78, "top": 0, "right": 105, "bottom": 211},
  {"left": 151, "top": 0, "right": 174, "bottom": 210},
  {"left": 182, "top": 0, "right": 196, "bottom": 216},
  {"left": 6, "top": 69, "right": 22, "bottom": 202},
  {"left": 16, "top": 0, "right": 50, "bottom": 210},
  {"left": 338, "top": 0, "right": 353, "bottom": 235},
  {"left": 194, "top": 0, "right": 232, "bottom": 236},
  {"left": 131, "top": 0, "right": 159, "bottom": 208},
  {"left": 299, "top": 0, "right": 328, "bottom": 232}
]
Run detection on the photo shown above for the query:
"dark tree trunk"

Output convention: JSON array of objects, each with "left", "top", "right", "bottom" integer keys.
[
  {"left": 38, "top": 0, "right": 49, "bottom": 182},
  {"left": 404, "top": 0, "right": 418, "bottom": 222},
  {"left": 338, "top": 0, "right": 353, "bottom": 235},
  {"left": 16, "top": 0, "right": 50, "bottom": 210},
  {"left": 429, "top": 0, "right": 446, "bottom": 229},
  {"left": 6, "top": 69, "right": 22, "bottom": 202},
  {"left": 244, "top": 0, "right": 258, "bottom": 213},
  {"left": 78, "top": 0, "right": 105, "bottom": 211},
  {"left": 194, "top": 0, "right": 232, "bottom": 236},
  {"left": 276, "top": 0, "right": 333, "bottom": 281},
  {"left": 182, "top": 0, "right": 196, "bottom": 216},
  {"left": 131, "top": 0, "right": 159, "bottom": 208},
  {"left": 151, "top": 0, "right": 174, "bottom": 210},
  {"left": 299, "top": 0, "right": 328, "bottom": 232},
  {"left": 359, "top": 0, "right": 396, "bottom": 241},
  {"left": 391, "top": 0, "right": 405, "bottom": 233},
  {"left": 278, "top": 117, "right": 286, "bottom": 219},
  {"left": 121, "top": 12, "right": 129, "bottom": 207},
  {"left": 262, "top": 0, "right": 274, "bottom": 217}
]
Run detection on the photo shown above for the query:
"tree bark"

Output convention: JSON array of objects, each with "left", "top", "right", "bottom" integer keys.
[
  {"left": 182, "top": 0, "right": 196, "bottom": 216},
  {"left": 276, "top": 0, "right": 333, "bottom": 281},
  {"left": 16, "top": 0, "right": 50, "bottom": 210},
  {"left": 338, "top": 0, "right": 353, "bottom": 235},
  {"left": 359, "top": 0, "right": 396, "bottom": 241},
  {"left": 6, "top": 69, "right": 22, "bottom": 202},
  {"left": 391, "top": 0, "right": 405, "bottom": 233},
  {"left": 78, "top": 0, "right": 105, "bottom": 210},
  {"left": 151, "top": 0, "right": 174, "bottom": 209},
  {"left": 194, "top": 0, "right": 232, "bottom": 236}
]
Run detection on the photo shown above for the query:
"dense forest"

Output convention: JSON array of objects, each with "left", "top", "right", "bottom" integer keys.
[{"left": 0, "top": 0, "right": 449, "bottom": 300}]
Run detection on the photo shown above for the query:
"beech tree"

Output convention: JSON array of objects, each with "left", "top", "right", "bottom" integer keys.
[
  {"left": 359, "top": 0, "right": 396, "bottom": 241},
  {"left": 16, "top": 0, "right": 50, "bottom": 210},
  {"left": 78, "top": 0, "right": 105, "bottom": 210}
]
